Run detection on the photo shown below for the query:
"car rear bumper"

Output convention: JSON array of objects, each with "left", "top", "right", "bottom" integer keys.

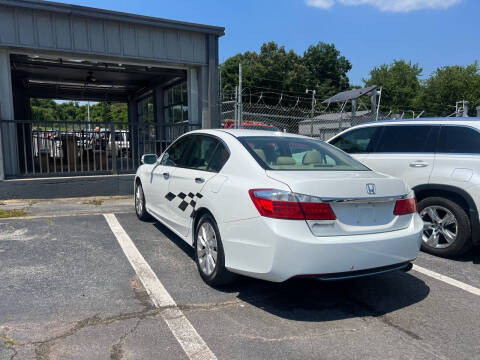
[{"left": 221, "top": 214, "right": 423, "bottom": 282}]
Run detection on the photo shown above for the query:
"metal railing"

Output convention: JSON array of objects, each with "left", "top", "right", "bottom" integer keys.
[{"left": 1, "top": 119, "right": 199, "bottom": 178}]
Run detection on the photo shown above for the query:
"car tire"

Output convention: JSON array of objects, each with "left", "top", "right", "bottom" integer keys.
[
  {"left": 195, "top": 213, "right": 236, "bottom": 286},
  {"left": 418, "top": 196, "right": 472, "bottom": 258},
  {"left": 135, "top": 182, "right": 152, "bottom": 221}
]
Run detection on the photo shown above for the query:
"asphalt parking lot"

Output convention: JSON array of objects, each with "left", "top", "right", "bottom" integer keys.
[{"left": 1, "top": 198, "right": 480, "bottom": 360}]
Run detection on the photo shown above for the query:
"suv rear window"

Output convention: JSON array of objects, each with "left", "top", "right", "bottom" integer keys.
[
  {"left": 375, "top": 125, "right": 438, "bottom": 153},
  {"left": 239, "top": 136, "right": 369, "bottom": 171},
  {"left": 438, "top": 126, "right": 480, "bottom": 154}
]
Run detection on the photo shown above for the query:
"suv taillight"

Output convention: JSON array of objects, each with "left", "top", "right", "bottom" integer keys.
[
  {"left": 249, "top": 189, "right": 336, "bottom": 221},
  {"left": 393, "top": 197, "right": 417, "bottom": 216}
]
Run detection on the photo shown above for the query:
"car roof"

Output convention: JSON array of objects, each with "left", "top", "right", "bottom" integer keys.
[
  {"left": 359, "top": 117, "right": 480, "bottom": 128},
  {"left": 191, "top": 128, "right": 310, "bottom": 139}
]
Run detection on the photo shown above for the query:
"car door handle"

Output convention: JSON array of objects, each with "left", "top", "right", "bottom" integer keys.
[
  {"left": 163, "top": 172, "right": 170, "bottom": 179},
  {"left": 409, "top": 161, "right": 429, "bottom": 168},
  {"left": 195, "top": 177, "right": 205, "bottom": 184}
]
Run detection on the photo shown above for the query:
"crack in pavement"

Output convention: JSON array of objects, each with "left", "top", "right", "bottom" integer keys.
[
  {"left": 110, "top": 320, "right": 142, "bottom": 360},
  {"left": 0, "top": 335, "right": 20, "bottom": 360},
  {"left": 235, "top": 327, "right": 361, "bottom": 343},
  {"left": 26, "top": 298, "right": 244, "bottom": 359}
]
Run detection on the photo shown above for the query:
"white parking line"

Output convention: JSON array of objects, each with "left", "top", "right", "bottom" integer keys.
[
  {"left": 413, "top": 264, "right": 480, "bottom": 297},
  {"left": 104, "top": 213, "right": 216, "bottom": 360}
]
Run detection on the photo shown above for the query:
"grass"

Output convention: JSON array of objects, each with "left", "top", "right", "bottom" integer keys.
[
  {"left": 0, "top": 209, "right": 26, "bottom": 218},
  {"left": 83, "top": 199, "right": 103, "bottom": 206},
  {"left": 0, "top": 335, "right": 21, "bottom": 346}
]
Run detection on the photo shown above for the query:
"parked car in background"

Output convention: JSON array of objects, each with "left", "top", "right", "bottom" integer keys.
[
  {"left": 223, "top": 119, "right": 281, "bottom": 132},
  {"left": 107, "top": 130, "right": 130, "bottom": 157},
  {"left": 135, "top": 129, "right": 422, "bottom": 286},
  {"left": 328, "top": 118, "right": 480, "bottom": 258}
]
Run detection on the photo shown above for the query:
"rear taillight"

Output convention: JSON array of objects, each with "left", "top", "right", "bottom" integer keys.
[
  {"left": 249, "top": 189, "right": 336, "bottom": 221},
  {"left": 393, "top": 197, "right": 417, "bottom": 216}
]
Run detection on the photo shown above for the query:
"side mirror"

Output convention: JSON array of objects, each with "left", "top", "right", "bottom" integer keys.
[{"left": 141, "top": 154, "right": 158, "bottom": 165}]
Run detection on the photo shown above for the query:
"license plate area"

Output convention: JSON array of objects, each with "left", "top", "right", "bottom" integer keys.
[{"left": 331, "top": 201, "right": 394, "bottom": 227}]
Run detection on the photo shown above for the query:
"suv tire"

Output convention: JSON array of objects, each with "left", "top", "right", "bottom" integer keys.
[{"left": 418, "top": 196, "right": 472, "bottom": 258}]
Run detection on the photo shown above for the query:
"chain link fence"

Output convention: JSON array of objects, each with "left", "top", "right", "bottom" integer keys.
[{"left": 221, "top": 99, "right": 389, "bottom": 140}]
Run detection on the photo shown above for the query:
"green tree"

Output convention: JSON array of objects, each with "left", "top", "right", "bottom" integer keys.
[
  {"left": 221, "top": 41, "right": 351, "bottom": 106},
  {"left": 421, "top": 62, "right": 480, "bottom": 117},
  {"left": 29, "top": 99, "right": 128, "bottom": 123},
  {"left": 303, "top": 42, "right": 352, "bottom": 98},
  {"left": 363, "top": 60, "right": 423, "bottom": 115}
]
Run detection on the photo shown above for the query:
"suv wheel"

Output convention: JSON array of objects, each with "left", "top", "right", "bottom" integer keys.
[
  {"left": 195, "top": 213, "right": 236, "bottom": 286},
  {"left": 418, "top": 197, "right": 472, "bottom": 257}
]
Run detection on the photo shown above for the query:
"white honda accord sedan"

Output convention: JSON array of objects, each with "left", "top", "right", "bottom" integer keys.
[{"left": 135, "top": 129, "right": 423, "bottom": 286}]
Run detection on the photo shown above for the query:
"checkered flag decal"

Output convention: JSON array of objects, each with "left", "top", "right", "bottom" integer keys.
[{"left": 165, "top": 191, "right": 203, "bottom": 217}]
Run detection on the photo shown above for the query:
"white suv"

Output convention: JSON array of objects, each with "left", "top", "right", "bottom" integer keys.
[{"left": 328, "top": 118, "right": 480, "bottom": 258}]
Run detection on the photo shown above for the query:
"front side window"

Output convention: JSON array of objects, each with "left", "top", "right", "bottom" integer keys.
[
  {"left": 329, "top": 126, "right": 378, "bottom": 154},
  {"left": 438, "top": 126, "right": 480, "bottom": 154},
  {"left": 239, "top": 136, "right": 369, "bottom": 171},
  {"left": 375, "top": 125, "right": 438, "bottom": 153},
  {"left": 161, "top": 135, "right": 192, "bottom": 167}
]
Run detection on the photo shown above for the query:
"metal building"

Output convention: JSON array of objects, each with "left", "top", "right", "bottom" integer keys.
[{"left": 0, "top": 0, "right": 224, "bottom": 191}]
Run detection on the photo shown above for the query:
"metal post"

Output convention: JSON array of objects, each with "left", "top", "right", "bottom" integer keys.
[
  {"left": 234, "top": 85, "right": 238, "bottom": 128},
  {"left": 371, "top": 88, "right": 377, "bottom": 120},
  {"left": 110, "top": 119, "right": 117, "bottom": 174},
  {"left": 463, "top": 100, "right": 469, "bottom": 117},
  {"left": 477, "top": 106, "right": 480, "bottom": 117},
  {"left": 238, "top": 63, "right": 243, "bottom": 128},
  {"left": 306, "top": 89, "right": 316, "bottom": 137},
  {"left": 376, "top": 87, "right": 382, "bottom": 121}
]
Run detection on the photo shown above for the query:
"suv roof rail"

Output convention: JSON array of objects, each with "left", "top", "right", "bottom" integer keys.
[{"left": 361, "top": 117, "right": 480, "bottom": 126}]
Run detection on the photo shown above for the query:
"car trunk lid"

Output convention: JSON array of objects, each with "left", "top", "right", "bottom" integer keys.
[{"left": 266, "top": 170, "right": 412, "bottom": 236}]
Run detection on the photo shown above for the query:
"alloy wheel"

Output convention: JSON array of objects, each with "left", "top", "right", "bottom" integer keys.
[
  {"left": 420, "top": 205, "right": 458, "bottom": 249},
  {"left": 196, "top": 222, "right": 218, "bottom": 276},
  {"left": 135, "top": 186, "right": 143, "bottom": 215}
]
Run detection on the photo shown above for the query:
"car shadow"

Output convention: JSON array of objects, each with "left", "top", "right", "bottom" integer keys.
[
  {"left": 153, "top": 221, "right": 195, "bottom": 261},
  {"left": 455, "top": 247, "right": 480, "bottom": 265},
  {"left": 152, "top": 220, "right": 430, "bottom": 322}
]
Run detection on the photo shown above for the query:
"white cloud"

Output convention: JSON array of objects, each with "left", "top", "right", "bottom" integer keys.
[
  {"left": 306, "top": 0, "right": 461, "bottom": 12},
  {"left": 306, "top": 0, "right": 335, "bottom": 8}
]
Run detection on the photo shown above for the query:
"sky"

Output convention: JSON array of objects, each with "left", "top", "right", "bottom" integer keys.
[{"left": 56, "top": 0, "right": 478, "bottom": 85}]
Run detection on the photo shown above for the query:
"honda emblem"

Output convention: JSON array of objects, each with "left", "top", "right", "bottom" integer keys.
[{"left": 366, "top": 183, "right": 376, "bottom": 195}]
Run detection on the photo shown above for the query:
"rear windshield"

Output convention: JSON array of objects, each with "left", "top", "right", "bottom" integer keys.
[{"left": 239, "top": 136, "right": 369, "bottom": 171}]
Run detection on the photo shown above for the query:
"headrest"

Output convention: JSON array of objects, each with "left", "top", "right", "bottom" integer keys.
[
  {"left": 253, "top": 148, "right": 267, "bottom": 163},
  {"left": 276, "top": 156, "right": 296, "bottom": 165},
  {"left": 303, "top": 150, "right": 322, "bottom": 165}
]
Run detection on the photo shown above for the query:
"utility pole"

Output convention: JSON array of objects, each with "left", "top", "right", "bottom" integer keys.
[
  {"left": 234, "top": 86, "right": 238, "bottom": 128},
  {"left": 238, "top": 63, "right": 243, "bottom": 128},
  {"left": 306, "top": 89, "right": 316, "bottom": 137},
  {"left": 87, "top": 101, "right": 91, "bottom": 130}
]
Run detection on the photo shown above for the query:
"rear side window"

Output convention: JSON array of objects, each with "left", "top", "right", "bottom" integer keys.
[
  {"left": 438, "top": 126, "right": 480, "bottom": 154},
  {"left": 239, "top": 136, "right": 369, "bottom": 171},
  {"left": 329, "top": 126, "right": 378, "bottom": 154},
  {"left": 207, "top": 143, "right": 230, "bottom": 172},
  {"left": 375, "top": 125, "right": 438, "bottom": 153},
  {"left": 184, "top": 135, "right": 219, "bottom": 171}
]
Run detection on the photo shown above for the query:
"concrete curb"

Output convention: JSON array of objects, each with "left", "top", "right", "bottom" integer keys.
[{"left": 0, "top": 174, "right": 135, "bottom": 200}]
